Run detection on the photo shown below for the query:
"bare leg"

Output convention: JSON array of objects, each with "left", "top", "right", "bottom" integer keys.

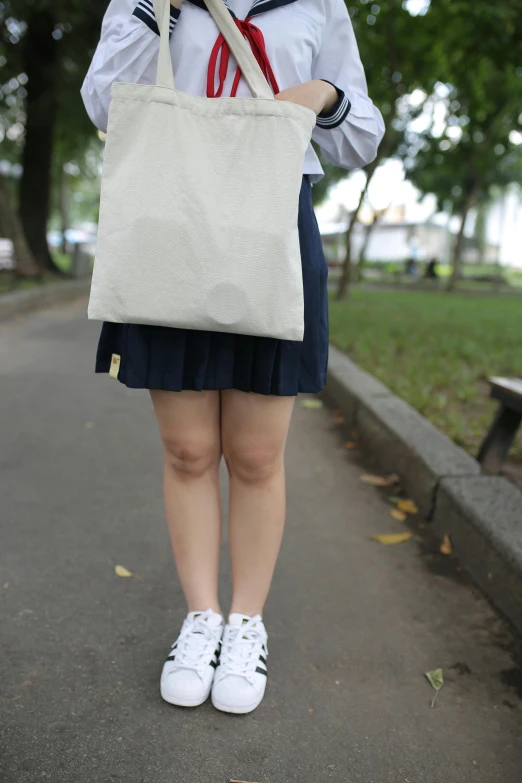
[
  {"left": 221, "top": 390, "right": 295, "bottom": 617},
  {"left": 150, "top": 390, "right": 222, "bottom": 613}
]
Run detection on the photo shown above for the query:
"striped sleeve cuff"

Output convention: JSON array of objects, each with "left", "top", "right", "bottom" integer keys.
[
  {"left": 316, "top": 81, "right": 351, "bottom": 129},
  {"left": 133, "top": 1, "right": 180, "bottom": 36}
]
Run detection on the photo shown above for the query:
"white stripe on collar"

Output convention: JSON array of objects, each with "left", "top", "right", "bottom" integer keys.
[
  {"left": 186, "top": 0, "right": 298, "bottom": 18},
  {"left": 248, "top": 0, "right": 298, "bottom": 16}
]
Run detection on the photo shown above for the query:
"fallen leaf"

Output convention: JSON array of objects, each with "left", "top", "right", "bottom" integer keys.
[
  {"left": 114, "top": 565, "right": 134, "bottom": 578},
  {"left": 360, "top": 473, "right": 399, "bottom": 487},
  {"left": 388, "top": 496, "right": 402, "bottom": 504},
  {"left": 308, "top": 708, "right": 314, "bottom": 714},
  {"left": 332, "top": 410, "right": 345, "bottom": 424},
  {"left": 371, "top": 532, "right": 412, "bottom": 545},
  {"left": 440, "top": 533, "right": 453, "bottom": 556},
  {"left": 390, "top": 509, "right": 407, "bottom": 522},
  {"left": 3, "top": 581, "right": 9, "bottom": 590},
  {"left": 396, "top": 499, "right": 419, "bottom": 515},
  {"left": 85, "top": 422, "right": 95, "bottom": 429},
  {"left": 456, "top": 565, "right": 462, "bottom": 573},
  {"left": 345, "top": 441, "right": 358, "bottom": 449},
  {"left": 301, "top": 398, "right": 323, "bottom": 409},
  {"left": 21, "top": 668, "right": 39, "bottom": 688},
  {"left": 425, "top": 668, "right": 444, "bottom": 707}
]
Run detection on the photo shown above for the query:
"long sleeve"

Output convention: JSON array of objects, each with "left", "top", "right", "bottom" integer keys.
[
  {"left": 312, "top": 0, "right": 385, "bottom": 170},
  {"left": 81, "top": 0, "right": 179, "bottom": 132}
]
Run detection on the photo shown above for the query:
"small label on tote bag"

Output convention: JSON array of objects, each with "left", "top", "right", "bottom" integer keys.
[{"left": 109, "top": 354, "right": 121, "bottom": 380}]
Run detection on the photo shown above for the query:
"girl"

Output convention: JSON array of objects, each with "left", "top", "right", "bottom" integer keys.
[{"left": 82, "top": 0, "right": 384, "bottom": 714}]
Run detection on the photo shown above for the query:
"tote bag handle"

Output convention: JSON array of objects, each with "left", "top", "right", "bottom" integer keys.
[{"left": 152, "top": 0, "right": 275, "bottom": 100}]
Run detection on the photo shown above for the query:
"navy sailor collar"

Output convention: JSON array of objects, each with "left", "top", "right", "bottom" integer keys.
[{"left": 186, "top": 0, "right": 299, "bottom": 19}]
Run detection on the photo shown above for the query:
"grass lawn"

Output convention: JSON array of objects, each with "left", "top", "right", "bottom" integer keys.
[{"left": 329, "top": 289, "right": 522, "bottom": 459}]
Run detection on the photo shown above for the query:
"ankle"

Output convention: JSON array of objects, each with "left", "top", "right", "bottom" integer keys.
[
  {"left": 187, "top": 603, "right": 222, "bottom": 615},
  {"left": 228, "top": 606, "right": 264, "bottom": 619}
]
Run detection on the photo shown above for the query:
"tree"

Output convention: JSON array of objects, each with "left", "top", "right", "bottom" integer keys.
[
  {"left": 408, "top": 141, "right": 522, "bottom": 289},
  {"left": 473, "top": 197, "right": 490, "bottom": 266},
  {"left": 404, "top": 0, "right": 522, "bottom": 290},
  {"left": 0, "top": 173, "right": 38, "bottom": 276},
  {"left": 18, "top": 7, "right": 58, "bottom": 272},
  {"left": 355, "top": 204, "right": 388, "bottom": 280},
  {"left": 0, "top": 0, "right": 106, "bottom": 272},
  {"left": 335, "top": 0, "right": 442, "bottom": 298}
]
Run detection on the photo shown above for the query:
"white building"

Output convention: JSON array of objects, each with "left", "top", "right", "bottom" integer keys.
[{"left": 321, "top": 216, "right": 500, "bottom": 267}]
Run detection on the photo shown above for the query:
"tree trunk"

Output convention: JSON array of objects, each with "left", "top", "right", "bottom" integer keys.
[
  {"left": 19, "top": 9, "right": 61, "bottom": 274},
  {"left": 355, "top": 211, "right": 382, "bottom": 282},
  {"left": 336, "top": 160, "right": 380, "bottom": 300},
  {"left": 0, "top": 174, "right": 39, "bottom": 277},
  {"left": 493, "top": 190, "right": 508, "bottom": 291},
  {"left": 336, "top": 214, "right": 356, "bottom": 300},
  {"left": 447, "top": 198, "right": 472, "bottom": 292},
  {"left": 59, "top": 166, "right": 69, "bottom": 255},
  {"left": 473, "top": 200, "right": 488, "bottom": 266}
]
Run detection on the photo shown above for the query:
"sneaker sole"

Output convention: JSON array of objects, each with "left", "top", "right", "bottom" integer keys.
[
  {"left": 211, "top": 692, "right": 265, "bottom": 714},
  {"left": 161, "top": 687, "right": 212, "bottom": 708}
]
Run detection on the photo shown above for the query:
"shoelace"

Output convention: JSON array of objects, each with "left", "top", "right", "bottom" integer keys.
[
  {"left": 207, "top": 18, "right": 280, "bottom": 98},
  {"left": 220, "top": 616, "right": 267, "bottom": 681},
  {"left": 170, "top": 614, "right": 219, "bottom": 673}
]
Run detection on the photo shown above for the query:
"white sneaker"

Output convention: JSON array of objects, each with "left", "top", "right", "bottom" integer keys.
[
  {"left": 160, "top": 609, "right": 223, "bottom": 707},
  {"left": 211, "top": 613, "right": 268, "bottom": 714}
]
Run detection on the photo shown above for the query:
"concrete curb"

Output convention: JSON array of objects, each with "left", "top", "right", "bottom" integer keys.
[
  {"left": 0, "top": 278, "right": 91, "bottom": 320},
  {"left": 433, "top": 476, "right": 522, "bottom": 631},
  {"left": 323, "top": 345, "right": 522, "bottom": 632}
]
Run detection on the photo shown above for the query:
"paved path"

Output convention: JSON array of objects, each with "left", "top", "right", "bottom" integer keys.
[{"left": 1, "top": 300, "right": 521, "bottom": 783}]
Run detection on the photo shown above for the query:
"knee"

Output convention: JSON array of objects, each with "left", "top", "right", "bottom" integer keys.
[
  {"left": 162, "top": 437, "right": 219, "bottom": 479},
  {"left": 224, "top": 446, "right": 282, "bottom": 485}
]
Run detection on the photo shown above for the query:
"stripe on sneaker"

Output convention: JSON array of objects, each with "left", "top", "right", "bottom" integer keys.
[{"left": 255, "top": 666, "right": 268, "bottom": 676}]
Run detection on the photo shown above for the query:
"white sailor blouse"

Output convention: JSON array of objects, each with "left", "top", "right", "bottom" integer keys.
[{"left": 81, "top": 0, "right": 385, "bottom": 181}]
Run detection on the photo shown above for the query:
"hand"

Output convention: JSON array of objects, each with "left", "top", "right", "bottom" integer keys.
[{"left": 275, "top": 80, "right": 338, "bottom": 115}]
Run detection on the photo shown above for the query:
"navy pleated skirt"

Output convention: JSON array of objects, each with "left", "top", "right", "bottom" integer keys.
[{"left": 95, "top": 176, "right": 329, "bottom": 396}]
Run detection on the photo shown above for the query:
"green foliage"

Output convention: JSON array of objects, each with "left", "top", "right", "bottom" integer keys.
[
  {"left": 348, "top": 0, "right": 437, "bottom": 112},
  {"left": 329, "top": 289, "right": 522, "bottom": 458},
  {"left": 1, "top": 0, "right": 106, "bottom": 162},
  {"left": 402, "top": 0, "right": 522, "bottom": 212},
  {"left": 2, "top": 0, "right": 521, "bottom": 240},
  {"left": 316, "top": 0, "right": 440, "bottom": 199}
]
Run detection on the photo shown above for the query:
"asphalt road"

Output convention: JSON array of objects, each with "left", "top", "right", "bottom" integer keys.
[{"left": 1, "top": 299, "right": 521, "bottom": 783}]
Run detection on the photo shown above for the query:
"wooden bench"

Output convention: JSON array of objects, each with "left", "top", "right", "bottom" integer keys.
[{"left": 477, "top": 377, "right": 522, "bottom": 474}]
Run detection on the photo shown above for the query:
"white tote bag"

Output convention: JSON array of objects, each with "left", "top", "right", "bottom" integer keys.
[{"left": 88, "top": 0, "right": 316, "bottom": 341}]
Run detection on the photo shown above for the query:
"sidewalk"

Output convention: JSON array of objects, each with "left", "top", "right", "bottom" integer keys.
[{"left": 1, "top": 300, "right": 521, "bottom": 783}]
